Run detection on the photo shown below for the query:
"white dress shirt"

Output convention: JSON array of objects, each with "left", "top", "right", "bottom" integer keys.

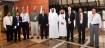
[
  {"left": 20, "top": 13, "right": 30, "bottom": 23},
  {"left": 80, "top": 13, "right": 83, "bottom": 24},
  {"left": 88, "top": 13, "right": 102, "bottom": 28},
  {"left": 3, "top": 16, "right": 13, "bottom": 28}
]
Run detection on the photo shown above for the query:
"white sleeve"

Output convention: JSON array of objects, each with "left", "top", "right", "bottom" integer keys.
[
  {"left": 88, "top": 15, "right": 91, "bottom": 28},
  {"left": 3, "top": 17, "right": 6, "bottom": 29},
  {"left": 98, "top": 14, "right": 102, "bottom": 28},
  {"left": 26, "top": 13, "right": 30, "bottom": 23}
]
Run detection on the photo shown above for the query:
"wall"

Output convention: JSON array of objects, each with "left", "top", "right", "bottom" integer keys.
[{"left": 14, "top": 0, "right": 49, "bottom": 14}]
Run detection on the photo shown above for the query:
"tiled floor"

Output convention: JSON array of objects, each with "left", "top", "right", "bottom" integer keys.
[{"left": 0, "top": 28, "right": 105, "bottom": 48}]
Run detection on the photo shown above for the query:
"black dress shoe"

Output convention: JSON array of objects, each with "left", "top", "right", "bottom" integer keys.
[
  {"left": 82, "top": 41, "right": 85, "bottom": 44},
  {"left": 45, "top": 37, "right": 48, "bottom": 39},
  {"left": 37, "top": 37, "right": 39, "bottom": 39},
  {"left": 14, "top": 40, "right": 16, "bottom": 42},
  {"left": 65, "top": 37, "right": 67, "bottom": 39},
  {"left": 18, "top": 39, "right": 21, "bottom": 41},
  {"left": 31, "top": 37, "right": 34, "bottom": 39},
  {"left": 87, "top": 43, "right": 94, "bottom": 47},
  {"left": 78, "top": 41, "right": 81, "bottom": 44},
  {"left": 71, "top": 40, "right": 74, "bottom": 42},
  {"left": 66, "top": 39, "right": 69, "bottom": 41},
  {"left": 23, "top": 38, "right": 26, "bottom": 40}
]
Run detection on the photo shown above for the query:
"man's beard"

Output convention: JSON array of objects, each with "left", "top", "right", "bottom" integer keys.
[{"left": 61, "top": 12, "right": 64, "bottom": 14}]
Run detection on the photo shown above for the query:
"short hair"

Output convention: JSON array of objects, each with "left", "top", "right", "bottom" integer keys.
[
  {"left": 42, "top": 9, "right": 45, "bottom": 11},
  {"left": 68, "top": 6, "right": 72, "bottom": 8},
  {"left": 92, "top": 8, "right": 96, "bottom": 10},
  {"left": 78, "top": 7, "right": 83, "bottom": 10}
]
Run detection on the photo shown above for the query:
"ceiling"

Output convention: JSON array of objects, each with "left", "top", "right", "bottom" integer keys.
[
  {"left": 49, "top": 0, "right": 105, "bottom": 10},
  {"left": 2, "top": 0, "right": 20, "bottom": 2}
]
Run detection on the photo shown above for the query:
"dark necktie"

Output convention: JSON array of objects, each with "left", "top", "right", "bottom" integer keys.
[
  {"left": 79, "top": 14, "right": 82, "bottom": 21},
  {"left": 42, "top": 14, "right": 44, "bottom": 18},
  {"left": 17, "top": 17, "right": 19, "bottom": 23}
]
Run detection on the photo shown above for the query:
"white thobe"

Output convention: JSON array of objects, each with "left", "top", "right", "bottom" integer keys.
[
  {"left": 58, "top": 14, "right": 67, "bottom": 36},
  {"left": 49, "top": 12, "right": 59, "bottom": 38}
]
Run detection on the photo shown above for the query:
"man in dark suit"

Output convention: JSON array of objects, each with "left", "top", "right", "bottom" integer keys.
[
  {"left": 65, "top": 7, "right": 75, "bottom": 41},
  {"left": 13, "top": 12, "right": 22, "bottom": 42},
  {"left": 38, "top": 9, "right": 48, "bottom": 39},
  {"left": 76, "top": 8, "right": 88, "bottom": 44}
]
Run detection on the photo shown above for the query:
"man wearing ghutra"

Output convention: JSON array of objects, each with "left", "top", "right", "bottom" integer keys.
[
  {"left": 58, "top": 9, "right": 67, "bottom": 38},
  {"left": 49, "top": 8, "right": 59, "bottom": 39}
]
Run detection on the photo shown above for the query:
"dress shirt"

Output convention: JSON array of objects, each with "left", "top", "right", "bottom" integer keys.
[
  {"left": 68, "top": 11, "right": 71, "bottom": 21},
  {"left": 3, "top": 16, "right": 13, "bottom": 28},
  {"left": 20, "top": 13, "right": 30, "bottom": 23},
  {"left": 88, "top": 13, "right": 102, "bottom": 28},
  {"left": 79, "top": 13, "right": 83, "bottom": 24}
]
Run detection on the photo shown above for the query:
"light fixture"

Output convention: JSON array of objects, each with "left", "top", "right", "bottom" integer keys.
[
  {"left": 0, "top": 1, "right": 2, "bottom": 2},
  {"left": 53, "top": 3, "right": 55, "bottom": 4}
]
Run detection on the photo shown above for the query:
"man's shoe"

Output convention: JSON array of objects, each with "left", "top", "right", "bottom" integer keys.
[
  {"left": 78, "top": 41, "right": 81, "bottom": 44},
  {"left": 66, "top": 39, "right": 69, "bottom": 41},
  {"left": 37, "top": 37, "right": 39, "bottom": 39},
  {"left": 82, "top": 41, "right": 85, "bottom": 44},
  {"left": 87, "top": 43, "right": 94, "bottom": 47},
  {"left": 31, "top": 37, "right": 34, "bottom": 39},
  {"left": 71, "top": 40, "right": 74, "bottom": 42}
]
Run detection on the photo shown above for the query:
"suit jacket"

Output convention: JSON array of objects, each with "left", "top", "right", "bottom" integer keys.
[
  {"left": 65, "top": 11, "right": 75, "bottom": 28},
  {"left": 76, "top": 12, "right": 88, "bottom": 27},
  {"left": 38, "top": 13, "right": 48, "bottom": 27},
  {"left": 12, "top": 16, "right": 22, "bottom": 28}
]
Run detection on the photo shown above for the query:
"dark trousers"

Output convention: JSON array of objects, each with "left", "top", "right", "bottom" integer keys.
[
  {"left": 22, "top": 22, "right": 29, "bottom": 39},
  {"left": 40, "top": 26, "right": 47, "bottom": 38},
  {"left": 67, "top": 24, "right": 74, "bottom": 40},
  {"left": 14, "top": 26, "right": 21, "bottom": 41},
  {"left": 6, "top": 25, "right": 13, "bottom": 42},
  {"left": 78, "top": 24, "right": 85, "bottom": 42}
]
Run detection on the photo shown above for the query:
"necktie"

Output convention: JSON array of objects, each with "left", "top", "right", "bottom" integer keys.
[
  {"left": 42, "top": 14, "right": 44, "bottom": 18},
  {"left": 79, "top": 14, "right": 82, "bottom": 21},
  {"left": 17, "top": 17, "right": 19, "bottom": 23}
]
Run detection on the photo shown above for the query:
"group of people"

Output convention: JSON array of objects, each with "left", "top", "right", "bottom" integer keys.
[{"left": 3, "top": 6, "right": 101, "bottom": 47}]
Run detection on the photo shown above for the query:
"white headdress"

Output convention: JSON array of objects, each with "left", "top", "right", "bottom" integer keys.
[{"left": 50, "top": 8, "right": 56, "bottom": 13}]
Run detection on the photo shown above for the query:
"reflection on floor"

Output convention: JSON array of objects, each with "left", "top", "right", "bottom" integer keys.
[{"left": 0, "top": 29, "right": 105, "bottom": 48}]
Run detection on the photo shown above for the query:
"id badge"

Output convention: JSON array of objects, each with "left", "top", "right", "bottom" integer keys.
[
  {"left": 17, "top": 23, "right": 19, "bottom": 26},
  {"left": 34, "top": 16, "right": 36, "bottom": 20}
]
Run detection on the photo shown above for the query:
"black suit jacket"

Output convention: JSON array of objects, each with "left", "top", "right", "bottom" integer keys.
[
  {"left": 65, "top": 11, "right": 75, "bottom": 28},
  {"left": 12, "top": 16, "right": 22, "bottom": 28},
  {"left": 76, "top": 13, "right": 88, "bottom": 27},
  {"left": 38, "top": 13, "right": 48, "bottom": 27}
]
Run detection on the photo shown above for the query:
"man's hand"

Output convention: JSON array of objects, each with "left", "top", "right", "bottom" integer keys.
[
  {"left": 39, "top": 24, "right": 41, "bottom": 26},
  {"left": 46, "top": 24, "right": 49, "bottom": 26},
  {"left": 86, "top": 28, "right": 90, "bottom": 30},
  {"left": 99, "top": 28, "right": 101, "bottom": 31},
  {"left": 5, "top": 28, "right": 7, "bottom": 31},
  {"left": 61, "top": 22, "right": 64, "bottom": 25},
  {"left": 68, "top": 21, "right": 71, "bottom": 24}
]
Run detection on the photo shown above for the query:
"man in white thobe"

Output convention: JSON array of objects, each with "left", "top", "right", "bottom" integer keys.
[
  {"left": 58, "top": 9, "right": 67, "bottom": 37},
  {"left": 49, "top": 8, "right": 59, "bottom": 38}
]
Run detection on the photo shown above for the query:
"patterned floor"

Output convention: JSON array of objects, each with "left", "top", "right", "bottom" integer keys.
[{"left": 0, "top": 29, "right": 105, "bottom": 48}]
